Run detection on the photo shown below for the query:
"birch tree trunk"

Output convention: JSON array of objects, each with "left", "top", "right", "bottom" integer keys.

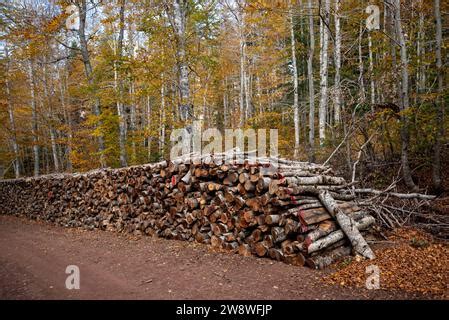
[
  {"left": 28, "top": 60, "right": 39, "bottom": 177},
  {"left": 5, "top": 47, "right": 20, "bottom": 178},
  {"left": 58, "top": 67, "right": 72, "bottom": 172},
  {"left": 290, "top": 2, "right": 300, "bottom": 158},
  {"left": 368, "top": 33, "right": 375, "bottom": 107},
  {"left": 160, "top": 77, "right": 166, "bottom": 155},
  {"left": 417, "top": 5, "right": 426, "bottom": 93},
  {"left": 173, "top": 0, "right": 192, "bottom": 122},
  {"left": 307, "top": 0, "right": 315, "bottom": 161},
  {"left": 147, "top": 95, "right": 152, "bottom": 160},
  {"left": 223, "top": 77, "right": 228, "bottom": 127},
  {"left": 358, "top": 24, "right": 366, "bottom": 103},
  {"left": 239, "top": 22, "right": 246, "bottom": 126},
  {"left": 115, "top": 0, "right": 128, "bottom": 167},
  {"left": 393, "top": 0, "right": 418, "bottom": 191},
  {"left": 129, "top": 82, "right": 136, "bottom": 162},
  {"left": 42, "top": 62, "right": 60, "bottom": 173},
  {"left": 432, "top": 0, "right": 443, "bottom": 191},
  {"left": 318, "top": 0, "right": 330, "bottom": 146},
  {"left": 333, "top": 0, "right": 342, "bottom": 124},
  {"left": 77, "top": 0, "right": 105, "bottom": 167}
]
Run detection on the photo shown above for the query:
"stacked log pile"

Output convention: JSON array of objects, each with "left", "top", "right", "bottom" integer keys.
[{"left": 0, "top": 153, "right": 376, "bottom": 269}]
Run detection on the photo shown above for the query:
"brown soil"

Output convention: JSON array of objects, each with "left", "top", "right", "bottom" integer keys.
[{"left": 0, "top": 215, "right": 436, "bottom": 300}]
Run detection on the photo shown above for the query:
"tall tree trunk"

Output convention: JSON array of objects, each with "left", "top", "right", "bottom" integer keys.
[
  {"left": 318, "top": 0, "right": 330, "bottom": 146},
  {"left": 393, "top": 0, "right": 418, "bottom": 191},
  {"left": 358, "top": 24, "right": 366, "bottom": 103},
  {"left": 77, "top": 0, "right": 105, "bottom": 167},
  {"left": 244, "top": 63, "right": 252, "bottom": 121},
  {"left": 432, "top": 0, "right": 444, "bottom": 191},
  {"left": 129, "top": 82, "right": 136, "bottom": 163},
  {"left": 49, "top": 128, "right": 59, "bottom": 172},
  {"left": 368, "top": 33, "right": 376, "bottom": 107},
  {"left": 417, "top": 5, "right": 425, "bottom": 93},
  {"left": 160, "top": 77, "right": 166, "bottom": 156},
  {"left": 115, "top": 0, "right": 128, "bottom": 167},
  {"left": 290, "top": 2, "right": 300, "bottom": 158},
  {"left": 173, "top": 0, "right": 192, "bottom": 122},
  {"left": 5, "top": 46, "right": 20, "bottom": 178},
  {"left": 146, "top": 95, "right": 152, "bottom": 160},
  {"left": 239, "top": 25, "right": 246, "bottom": 126},
  {"left": 333, "top": 0, "right": 342, "bottom": 124},
  {"left": 307, "top": 0, "right": 316, "bottom": 162},
  {"left": 223, "top": 77, "right": 228, "bottom": 128},
  {"left": 28, "top": 60, "right": 39, "bottom": 177},
  {"left": 58, "top": 67, "right": 72, "bottom": 172},
  {"left": 42, "top": 62, "right": 60, "bottom": 172}
]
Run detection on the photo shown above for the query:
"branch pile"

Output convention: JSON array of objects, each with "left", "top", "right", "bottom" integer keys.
[{"left": 0, "top": 152, "right": 380, "bottom": 268}]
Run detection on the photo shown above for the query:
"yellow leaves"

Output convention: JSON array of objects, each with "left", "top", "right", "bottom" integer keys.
[
  {"left": 44, "top": 14, "right": 65, "bottom": 33},
  {"left": 324, "top": 228, "right": 449, "bottom": 298}
]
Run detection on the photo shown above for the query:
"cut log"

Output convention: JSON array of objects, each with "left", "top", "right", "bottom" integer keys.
[
  {"left": 306, "top": 246, "right": 352, "bottom": 269},
  {"left": 307, "top": 214, "right": 375, "bottom": 255}
]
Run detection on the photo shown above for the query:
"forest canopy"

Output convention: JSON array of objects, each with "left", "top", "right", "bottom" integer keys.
[{"left": 0, "top": 0, "right": 447, "bottom": 192}]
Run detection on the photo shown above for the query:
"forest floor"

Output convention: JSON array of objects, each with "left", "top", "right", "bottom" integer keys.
[{"left": 0, "top": 215, "right": 446, "bottom": 300}]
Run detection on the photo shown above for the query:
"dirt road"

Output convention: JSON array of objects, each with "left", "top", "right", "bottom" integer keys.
[{"left": 0, "top": 215, "right": 428, "bottom": 300}]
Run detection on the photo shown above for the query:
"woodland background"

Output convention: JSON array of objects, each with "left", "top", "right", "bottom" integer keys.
[{"left": 0, "top": 0, "right": 447, "bottom": 193}]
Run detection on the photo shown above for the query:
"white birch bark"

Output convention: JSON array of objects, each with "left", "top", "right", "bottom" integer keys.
[
  {"left": 5, "top": 46, "right": 20, "bottom": 178},
  {"left": 115, "top": 0, "right": 128, "bottom": 167},
  {"left": 307, "top": 0, "right": 315, "bottom": 161},
  {"left": 290, "top": 2, "right": 300, "bottom": 157},
  {"left": 146, "top": 95, "right": 152, "bottom": 160},
  {"left": 393, "top": 0, "right": 417, "bottom": 191},
  {"left": 333, "top": 0, "right": 342, "bottom": 123},
  {"left": 28, "top": 60, "right": 39, "bottom": 176},
  {"left": 432, "top": 0, "right": 443, "bottom": 190},
  {"left": 160, "top": 77, "right": 166, "bottom": 155},
  {"left": 368, "top": 33, "right": 375, "bottom": 107},
  {"left": 358, "top": 24, "right": 366, "bottom": 103},
  {"left": 318, "top": 0, "right": 330, "bottom": 146},
  {"left": 173, "top": 0, "right": 191, "bottom": 122}
]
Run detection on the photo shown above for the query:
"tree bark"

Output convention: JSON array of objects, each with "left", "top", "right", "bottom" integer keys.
[
  {"left": 318, "top": 191, "right": 375, "bottom": 259},
  {"left": 77, "top": 0, "right": 106, "bottom": 167},
  {"left": 173, "top": 0, "right": 192, "bottom": 122},
  {"left": 358, "top": 24, "right": 366, "bottom": 103},
  {"left": 57, "top": 65, "right": 72, "bottom": 172},
  {"left": 115, "top": 0, "right": 128, "bottom": 167},
  {"left": 5, "top": 46, "right": 20, "bottom": 178},
  {"left": 290, "top": 2, "right": 300, "bottom": 158},
  {"left": 160, "top": 76, "right": 166, "bottom": 156},
  {"left": 318, "top": 0, "right": 330, "bottom": 146},
  {"left": 307, "top": 0, "right": 316, "bottom": 161},
  {"left": 333, "top": 0, "right": 342, "bottom": 124},
  {"left": 307, "top": 215, "right": 375, "bottom": 254},
  {"left": 393, "top": 0, "right": 418, "bottom": 191},
  {"left": 432, "top": 0, "right": 444, "bottom": 191},
  {"left": 28, "top": 60, "right": 39, "bottom": 177},
  {"left": 368, "top": 33, "right": 375, "bottom": 107}
]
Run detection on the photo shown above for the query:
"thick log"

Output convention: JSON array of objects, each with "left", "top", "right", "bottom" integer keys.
[
  {"left": 307, "top": 213, "right": 375, "bottom": 256},
  {"left": 271, "top": 226, "right": 286, "bottom": 243},
  {"left": 306, "top": 246, "right": 352, "bottom": 269},
  {"left": 284, "top": 253, "right": 306, "bottom": 266},
  {"left": 238, "top": 243, "right": 252, "bottom": 257}
]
